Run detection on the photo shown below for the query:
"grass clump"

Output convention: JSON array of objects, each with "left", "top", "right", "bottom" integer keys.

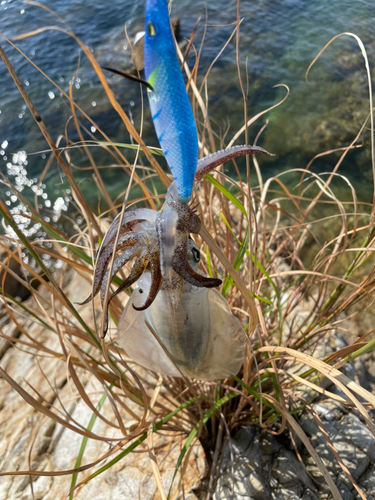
[{"left": 0, "top": 4, "right": 375, "bottom": 499}]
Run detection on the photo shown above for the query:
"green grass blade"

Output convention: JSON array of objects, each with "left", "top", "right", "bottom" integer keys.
[
  {"left": 205, "top": 247, "right": 214, "bottom": 278},
  {"left": 79, "top": 395, "right": 207, "bottom": 486},
  {"left": 219, "top": 212, "right": 272, "bottom": 305},
  {"left": 233, "top": 375, "right": 277, "bottom": 411},
  {"left": 167, "top": 392, "right": 239, "bottom": 498},
  {"left": 0, "top": 288, "right": 55, "bottom": 331},
  {"left": 95, "top": 141, "right": 165, "bottom": 156},
  {"left": 204, "top": 174, "right": 248, "bottom": 219},
  {"left": 68, "top": 390, "right": 109, "bottom": 499},
  {"left": 221, "top": 223, "right": 249, "bottom": 296}
]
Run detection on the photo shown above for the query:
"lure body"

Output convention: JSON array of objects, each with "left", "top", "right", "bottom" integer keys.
[{"left": 144, "top": 0, "right": 198, "bottom": 202}]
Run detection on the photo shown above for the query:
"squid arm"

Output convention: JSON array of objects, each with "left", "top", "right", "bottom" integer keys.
[
  {"left": 100, "top": 243, "right": 142, "bottom": 305},
  {"left": 102, "top": 249, "right": 151, "bottom": 336},
  {"left": 132, "top": 246, "right": 162, "bottom": 311},
  {"left": 97, "top": 208, "right": 156, "bottom": 259},
  {"left": 171, "top": 226, "right": 221, "bottom": 288},
  {"left": 77, "top": 233, "right": 139, "bottom": 305},
  {"left": 195, "top": 144, "right": 274, "bottom": 182}
]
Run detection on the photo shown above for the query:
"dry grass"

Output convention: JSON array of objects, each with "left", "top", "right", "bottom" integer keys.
[{"left": 0, "top": 3, "right": 375, "bottom": 500}]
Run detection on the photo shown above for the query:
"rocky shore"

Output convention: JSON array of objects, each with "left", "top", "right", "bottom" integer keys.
[{"left": 0, "top": 264, "right": 375, "bottom": 499}]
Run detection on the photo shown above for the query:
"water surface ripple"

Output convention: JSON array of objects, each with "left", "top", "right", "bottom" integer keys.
[{"left": 1, "top": 0, "right": 374, "bottom": 210}]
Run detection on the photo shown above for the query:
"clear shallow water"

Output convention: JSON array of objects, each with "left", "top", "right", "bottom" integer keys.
[{"left": 0, "top": 0, "right": 374, "bottom": 221}]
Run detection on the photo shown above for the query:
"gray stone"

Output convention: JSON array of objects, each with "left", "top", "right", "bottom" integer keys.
[
  {"left": 271, "top": 449, "right": 317, "bottom": 496},
  {"left": 215, "top": 425, "right": 321, "bottom": 500},
  {"left": 335, "top": 413, "right": 375, "bottom": 462},
  {"left": 215, "top": 396, "right": 375, "bottom": 499},
  {"left": 215, "top": 427, "right": 270, "bottom": 500},
  {"left": 359, "top": 463, "right": 375, "bottom": 500},
  {"left": 336, "top": 480, "right": 355, "bottom": 500}
]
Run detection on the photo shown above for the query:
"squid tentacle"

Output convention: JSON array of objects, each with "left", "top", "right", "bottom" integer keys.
[
  {"left": 94, "top": 218, "right": 144, "bottom": 263},
  {"left": 172, "top": 242, "right": 222, "bottom": 288},
  {"left": 97, "top": 208, "right": 157, "bottom": 259},
  {"left": 100, "top": 243, "right": 142, "bottom": 305},
  {"left": 107, "top": 250, "right": 150, "bottom": 304},
  {"left": 77, "top": 234, "right": 139, "bottom": 305},
  {"left": 195, "top": 144, "right": 274, "bottom": 182},
  {"left": 170, "top": 227, "right": 221, "bottom": 288},
  {"left": 167, "top": 199, "right": 201, "bottom": 233},
  {"left": 183, "top": 261, "right": 222, "bottom": 288},
  {"left": 132, "top": 246, "right": 162, "bottom": 311}
]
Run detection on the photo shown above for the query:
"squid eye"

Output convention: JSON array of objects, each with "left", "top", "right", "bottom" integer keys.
[
  {"left": 192, "top": 247, "right": 200, "bottom": 263},
  {"left": 147, "top": 21, "right": 156, "bottom": 36}
]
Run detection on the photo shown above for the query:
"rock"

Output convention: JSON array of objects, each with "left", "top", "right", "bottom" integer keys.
[
  {"left": 271, "top": 449, "right": 317, "bottom": 497},
  {"left": 335, "top": 413, "right": 375, "bottom": 462},
  {"left": 358, "top": 464, "right": 375, "bottom": 500},
  {"left": 215, "top": 426, "right": 272, "bottom": 500},
  {"left": 0, "top": 267, "right": 205, "bottom": 499},
  {"left": 214, "top": 395, "right": 375, "bottom": 499},
  {"left": 215, "top": 426, "right": 319, "bottom": 500}
]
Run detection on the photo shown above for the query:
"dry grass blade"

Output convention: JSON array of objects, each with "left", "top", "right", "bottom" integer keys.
[
  {"left": 1, "top": 4, "right": 375, "bottom": 499},
  {"left": 258, "top": 347, "right": 375, "bottom": 433},
  {"left": 269, "top": 396, "right": 343, "bottom": 500},
  {"left": 147, "top": 422, "right": 167, "bottom": 500}
]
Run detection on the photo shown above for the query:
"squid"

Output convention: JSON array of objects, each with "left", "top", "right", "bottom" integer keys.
[
  {"left": 79, "top": 144, "right": 272, "bottom": 336},
  {"left": 80, "top": 0, "right": 274, "bottom": 379}
]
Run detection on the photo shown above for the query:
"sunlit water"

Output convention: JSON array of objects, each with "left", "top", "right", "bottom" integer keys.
[{"left": 1, "top": 0, "right": 374, "bottom": 240}]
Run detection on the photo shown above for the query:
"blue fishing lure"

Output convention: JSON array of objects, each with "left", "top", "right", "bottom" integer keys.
[{"left": 144, "top": 0, "right": 198, "bottom": 203}]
